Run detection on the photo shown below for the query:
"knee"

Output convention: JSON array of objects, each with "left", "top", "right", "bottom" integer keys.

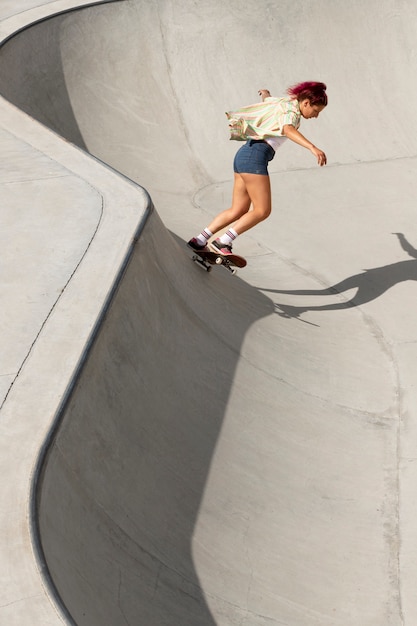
[{"left": 254, "top": 204, "right": 271, "bottom": 221}]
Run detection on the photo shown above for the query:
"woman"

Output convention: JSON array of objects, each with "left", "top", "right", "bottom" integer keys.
[{"left": 188, "top": 81, "right": 328, "bottom": 255}]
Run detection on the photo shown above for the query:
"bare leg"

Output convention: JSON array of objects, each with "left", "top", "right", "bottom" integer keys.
[
  {"left": 206, "top": 173, "right": 271, "bottom": 236},
  {"left": 232, "top": 173, "right": 271, "bottom": 235},
  {"left": 206, "top": 173, "right": 252, "bottom": 234}
]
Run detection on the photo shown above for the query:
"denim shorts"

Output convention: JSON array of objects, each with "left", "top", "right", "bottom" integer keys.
[{"left": 233, "top": 140, "right": 275, "bottom": 175}]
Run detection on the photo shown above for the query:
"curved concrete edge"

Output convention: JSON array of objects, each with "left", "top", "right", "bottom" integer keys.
[
  {"left": 0, "top": 105, "right": 152, "bottom": 626},
  {"left": 0, "top": 2, "right": 151, "bottom": 624},
  {"left": 0, "top": 0, "right": 119, "bottom": 43}
]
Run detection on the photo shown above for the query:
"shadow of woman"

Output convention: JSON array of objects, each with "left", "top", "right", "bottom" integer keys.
[{"left": 265, "top": 233, "right": 417, "bottom": 319}]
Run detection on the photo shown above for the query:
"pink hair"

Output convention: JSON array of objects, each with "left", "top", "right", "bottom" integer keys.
[{"left": 287, "top": 81, "right": 328, "bottom": 106}]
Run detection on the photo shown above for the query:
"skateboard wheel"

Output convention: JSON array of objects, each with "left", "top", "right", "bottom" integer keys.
[{"left": 215, "top": 256, "right": 223, "bottom": 265}]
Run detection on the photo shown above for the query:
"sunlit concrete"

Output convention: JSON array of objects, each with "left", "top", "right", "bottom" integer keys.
[{"left": 1, "top": 1, "right": 417, "bottom": 624}]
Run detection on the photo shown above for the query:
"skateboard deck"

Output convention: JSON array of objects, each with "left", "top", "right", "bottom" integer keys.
[{"left": 191, "top": 248, "right": 247, "bottom": 274}]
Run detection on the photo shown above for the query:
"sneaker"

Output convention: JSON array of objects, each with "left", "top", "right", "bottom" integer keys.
[
  {"left": 188, "top": 237, "right": 208, "bottom": 252},
  {"left": 210, "top": 238, "right": 233, "bottom": 256}
]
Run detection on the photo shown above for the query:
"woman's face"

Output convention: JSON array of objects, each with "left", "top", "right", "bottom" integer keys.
[{"left": 300, "top": 99, "right": 326, "bottom": 119}]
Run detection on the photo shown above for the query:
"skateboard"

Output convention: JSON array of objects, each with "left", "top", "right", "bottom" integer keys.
[{"left": 191, "top": 248, "right": 247, "bottom": 275}]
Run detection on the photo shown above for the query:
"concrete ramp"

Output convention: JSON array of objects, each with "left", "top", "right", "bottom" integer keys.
[
  {"left": 1, "top": 1, "right": 417, "bottom": 625},
  {"left": 37, "top": 209, "right": 277, "bottom": 625}
]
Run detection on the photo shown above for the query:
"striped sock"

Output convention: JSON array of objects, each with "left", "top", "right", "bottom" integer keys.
[
  {"left": 196, "top": 228, "right": 213, "bottom": 246},
  {"left": 219, "top": 228, "right": 238, "bottom": 246}
]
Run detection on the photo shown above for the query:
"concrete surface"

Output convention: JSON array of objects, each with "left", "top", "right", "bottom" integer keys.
[{"left": 1, "top": 0, "right": 417, "bottom": 624}]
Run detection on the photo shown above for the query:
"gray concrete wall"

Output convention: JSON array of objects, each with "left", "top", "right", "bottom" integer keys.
[{"left": 37, "top": 209, "right": 274, "bottom": 625}]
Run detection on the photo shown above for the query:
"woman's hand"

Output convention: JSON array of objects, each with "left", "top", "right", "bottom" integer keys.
[
  {"left": 258, "top": 89, "right": 271, "bottom": 101},
  {"left": 310, "top": 146, "right": 327, "bottom": 166}
]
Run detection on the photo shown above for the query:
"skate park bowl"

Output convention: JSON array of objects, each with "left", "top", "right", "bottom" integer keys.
[{"left": 1, "top": 0, "right": 417, "bottom": 624}]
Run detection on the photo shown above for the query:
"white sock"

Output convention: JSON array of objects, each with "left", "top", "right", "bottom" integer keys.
[
  {"left": 196, "top": 228, "right": 213, "bottom": 245},
  {"left": 219, "top": 228, "right": 238, "bottom": 246}
]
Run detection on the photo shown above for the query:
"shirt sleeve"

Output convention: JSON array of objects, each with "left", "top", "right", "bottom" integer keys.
[{"left": 274, "top": 99, "right": 301, "bottom": 134}]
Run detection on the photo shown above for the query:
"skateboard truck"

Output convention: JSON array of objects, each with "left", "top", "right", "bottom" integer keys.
[{"left": 192, "top": 252, "right": 239, "bottom": 275}]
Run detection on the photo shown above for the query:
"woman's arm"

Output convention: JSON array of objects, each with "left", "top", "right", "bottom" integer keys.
[{"left": 282, "top": 124, "right": 327, "bottom": 166}]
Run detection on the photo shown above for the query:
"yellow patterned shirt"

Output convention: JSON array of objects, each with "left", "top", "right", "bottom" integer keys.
[{"left": 226, "top": 96, "right": 301, "bottom": 141}]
